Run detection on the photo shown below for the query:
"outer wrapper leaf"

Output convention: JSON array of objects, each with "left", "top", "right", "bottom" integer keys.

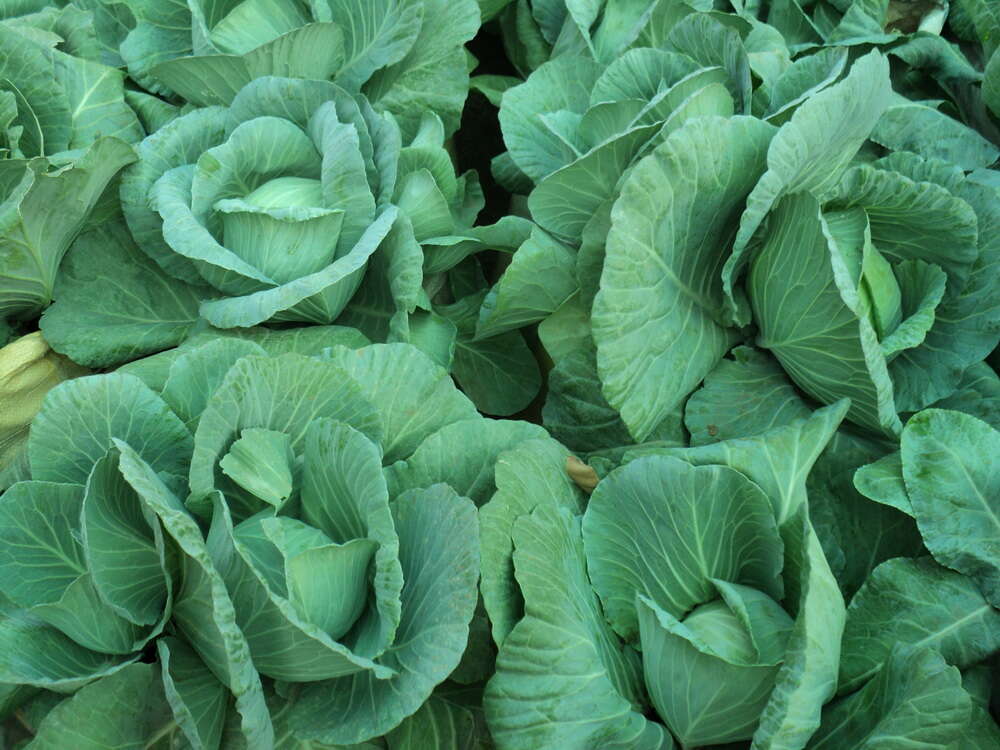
[
  {"left": 364, "top": 0, "right": 481, "bottom": 139},
  {"left": 901, "top": 409, "right": 1000, "bottom": 607},
  {"left": 28, "top": 373, "right": 192, "bottom": 486},
  {"left": 684, "top": 346, "right": 812, "bottom": 446},
  {"left": 628, "top": 400, "right": 848, "bottom": 526},
  {"left": 594, "top": 115, "right": 774, "bottom": 441},
  {"left": 21, "top": 664, "right": 175, "bottom": 750},
  {"left": 839, "top": 557, "right": 1000, "bottom": 694},
  {"left": 485, "top": 505, "right": 671, "bottom": 750},
  {"left": 40, "top": 220, "right": 210, "bottom": 369},
  {"left": 0, "top": 138, "right": 136, "bottom": 321},
  {"left": 0, "top": 596, "right": 134, "bottom": 691},
  {"left": 806, "top": 646, "right": 972, "bottom": 749},
  {"left": 479, "top": 437, "right": 586, "bottom": 646}
]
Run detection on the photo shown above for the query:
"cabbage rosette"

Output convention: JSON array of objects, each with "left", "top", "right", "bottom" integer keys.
[
  {"left": 483, "top": 402, "right": 849, "bottom": 749},
  {"left": 184, "top": 342, "right": 482, "bottom": 744},
  {"left": 0, "top": 335, "right": 492, "bottom": 746},
  {"left": 488, "top": 8, "right": 860, "bottom": 452},
  {"left": 120, "top": 76, "right": 410, "bottom": 329},
  {"left": 733, "top": 51, "right": 1000, "bottom": 435},
  {"left": 590, "top": 50, "right": 1000, "bottom": 441},
  {"left": 42, "top": 73, "right": 494, "bottom": 370},
  {"left": 116, "top": 72, "right": 497, "bottom": 340}
]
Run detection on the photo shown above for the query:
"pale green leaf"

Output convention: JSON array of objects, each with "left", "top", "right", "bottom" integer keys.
[
  {"left": 666, "top": 13, "right": 752, "bottom": 113},
  {"left": 753, "top": 510, "right": 845, "bottom": 750},
  {"left": 82, "top": 453, "right": 170, "bottom": 628},
  {"left": 0, "top": 601, "right": 132, "bottom": 691},
  {"left": 638, "top": 593, "right": 788, "bottom": 747},
  {"left": 583, "top": 455, "right": 784, "bottom": 642},
  {"left": 39, "top": 220, "right": 209, "bottom": 370},
  {"left": 484, "top": 505, "right": 671, "bottom": 749},
  {"left": 479, "top": 437, "right": 585, "bottom": 645},
  {"left": 385, "top": 418, "right": 548, "bottom": 505},
  {"left": 158, "top": 637, "right": 228, "bottom": 750},
  {"left": 290, "top": 485, "right": 480, "bottom": 745},
  {"left": 198, "top": 207, "right": 396, "bottom": 328},
  {"left": 211, "top": 501, "right": 388, "bottom": 683},
  {"left": 325, "top": 0, "right": 423, "bottom": 91},
  {"left": 890, "top": 178, "right": 1000, "bottom": 411},
  {"left": 499, "top": 55, "right": 603, "bottom": 182},
  {"left": 475, "top": 227, "right": 577, "bottom": 339},
  {"left": 116, "top": 325, "right": 368, "bottom": 393},
  {"left": 219, "top": 429, "right": 295, "bottom": 508},
  {"left": 385, "top": 686, "right": 484, "bottom": 749},
  {"left": 338, "top": 213, "right": 422, "bottom": 343},
  {"left": 298, "top": 418, "right": 403, "bottom": 655},
  {"left": 0, "top": 138, "right": 136, "bottom": 320},
  {"left": 51, "top": 50, "right": 142, "bottom": 148},
  {"left": 28, "top": 372, "right": 192, "bottom": 486},
  {"left": 363, "top": 0, "right": 480, "bottom": 138},
  {"left": 150, "top": 24, "right": 347, "bottom": 107},
  {"left": 806, "top": 646, "right": 971, "bottom": 749},
  {"left": 120, "top": 106, "right": 230, "bottom": 284},
  {"left": 685, "top": 347, "right": 813, "bottom": 446},
  {"left": 854, "top": 451, "right": 913, "bottom": 516},
  {"left": 765, "top": 47, "right": 848, "bottom": 123},
  {"left": 594, "top": 115, "right": 774, "bottom": 440},
  {"left": 626, "top": 400, "right": 848, "bottom": 526},
  {"left": 871, "top": 103, "right": 1000, "bottom": 170},
  {"left": 537, "top": 291, "right": 591, "bottom": 362},
  {"left": 527, "top": 122, "right": 660, "bottom": 241},
  {"left": 320, "top": 343, "right": 479, "bottom": 464},
  {"left": 0, "top": 482, "right": 86, "bottom": 613},
  {"left": 835, "top": 164, "right": 978, "bottom": 287},
  {"left": 160, "top": 338, "right": 268, "bottom": 430},
  {"left": 840, "top": 557, "right": 1000, "bottom": 694},
  {"left": 114, "top": 442, "right": 273, "bottom": 749},
  {"left": 901, "top": 409, "right": 1000, "bottom": 608}
]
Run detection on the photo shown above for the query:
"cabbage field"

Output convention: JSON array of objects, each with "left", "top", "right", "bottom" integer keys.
[{"left": 1, "top": 0, "right": 999, "bottom": 747}]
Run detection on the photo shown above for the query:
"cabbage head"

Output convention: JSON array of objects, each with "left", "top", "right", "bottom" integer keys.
[
  {"left": 0, "top": 337, "right": 492, "bottom": 747},
  {"left": 484, "top": 402, "right": 849, "bottom": 749},
  {"left": 117, "top": 73, "right": 496, "bottom": 338},
  {"left": 120, "top": 76, "right": 413, "bottom": 330},
  {"left": 590, "top": 50, "right": 1000, "bottom": 440}
]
